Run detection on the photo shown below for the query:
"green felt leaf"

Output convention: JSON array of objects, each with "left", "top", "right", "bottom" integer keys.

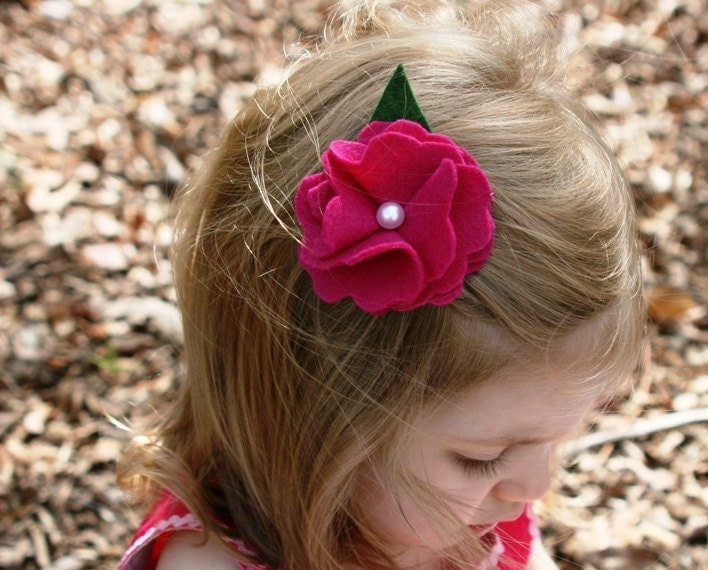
[{"left": 370, "top": 64, "right": 431, "bottom": 131}]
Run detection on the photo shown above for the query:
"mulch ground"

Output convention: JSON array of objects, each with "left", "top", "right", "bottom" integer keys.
[{"left": 0, "top": 1, "right": 705, "bottom": 568}]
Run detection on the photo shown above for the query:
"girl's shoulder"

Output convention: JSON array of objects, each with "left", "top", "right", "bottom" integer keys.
[
  {"left": 118, "top": 492, "right": 269, "bottom": 570},
  {"left": 155, "top": 531, "right": 241, "bottom": 570}
]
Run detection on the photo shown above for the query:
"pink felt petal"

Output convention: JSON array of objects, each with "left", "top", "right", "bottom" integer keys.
[
  {"left": 320, "top": 192, "right": 378, "bottom": 254},
  {"left": 294, "top": 173, "right": 329, "bottom": 225},
  {"left": 295, "top": 176, "right": 339, "bottom": 258},
  {"left": 356, "top": 135, "right": 466, "bottom": 204},
  {"left": 298, "top": 265, "right": 349, "bottom": 303},
  {"left": 428, "top": 284, "right": 465, "bottom": 307},
  {"left": 300, "top": 233, "right": 426, "bottom": 315},
  {"left": 378, "top": 120, "right": 429, "bottom": 140},
  {"left": 334, "top": 246, "right": 425, "bottom": 314},
  {"left": 326, "top": 132, "right": 424, "bottom": 203},
  {"left": 322, "top": 142, "right": 366, "bottom": 201},
  {"left": 357, "top": 121, "right": 392, "bottom": 144},
  {"left": 358, "top": 120, "right": 429, "bottom": 146},
  {"left": 327, "top": 139, "right": 366, "bottom": 166},
  {"left": 400, "top": 159, "right": 458, "bottom": 280},
  {"left": 313, "top": 231, "right": 418, "bottom": 271},
  {"left": 466, "top": 237, "right": 494, "bottom": 272},
  {"left": 297, "top": 147, "right": 381, "bottom": 257},
  {"left": 365, "top": 121, "right": 480, "bottom": 170},
  {"left": 448, "top": 165, "right": 494, "bottom": 252},
  {"left": 421, "top": 253, "right": 467, "bottom": 304},
  {"left": 331, "top": 121, "right": 461, "bottom": 204}
]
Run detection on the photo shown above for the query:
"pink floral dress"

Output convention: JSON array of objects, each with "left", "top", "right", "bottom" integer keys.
[{"left": 119, "top": 493, "right": 538, "bottom": 570}]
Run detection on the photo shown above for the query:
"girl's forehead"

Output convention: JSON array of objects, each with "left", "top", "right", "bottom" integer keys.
[{"left": 423, "top": 359, "right": 606, "bottom": 445}]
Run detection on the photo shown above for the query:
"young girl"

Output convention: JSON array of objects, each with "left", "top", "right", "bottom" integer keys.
[{"left": 118, "top": 1, "right": 645, "bottom": 568}]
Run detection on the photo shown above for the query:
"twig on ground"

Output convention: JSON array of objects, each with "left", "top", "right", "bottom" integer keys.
[{"left": 560, "top": 407, "right": 708, "bottom": 456}]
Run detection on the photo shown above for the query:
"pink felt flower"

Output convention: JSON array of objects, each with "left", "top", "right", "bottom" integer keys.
[{"left": 295, "top": 119, "right": 495, "bottom": 315}]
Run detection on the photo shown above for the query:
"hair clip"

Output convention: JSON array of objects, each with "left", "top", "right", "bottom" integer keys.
[{"left": 295, "top": 65, "right": 495, "bottom": 315}]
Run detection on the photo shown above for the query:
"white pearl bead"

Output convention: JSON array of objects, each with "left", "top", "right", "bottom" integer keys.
[{"left": 376, "top": 201, "right": 406, "bottom": 230}]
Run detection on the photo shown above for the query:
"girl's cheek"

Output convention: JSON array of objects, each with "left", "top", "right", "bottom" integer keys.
[{"left": 428, "top": 464, "right": 494, "bottom": 507}]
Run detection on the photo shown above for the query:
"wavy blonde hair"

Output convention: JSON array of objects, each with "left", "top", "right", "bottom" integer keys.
[{"left": 119, "top": 0, "right": 645, "bottom": 567}]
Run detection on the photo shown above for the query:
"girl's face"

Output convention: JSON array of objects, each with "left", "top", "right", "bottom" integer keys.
[{"left": 354, "top": 360, "right": 605, "bottom": 567}]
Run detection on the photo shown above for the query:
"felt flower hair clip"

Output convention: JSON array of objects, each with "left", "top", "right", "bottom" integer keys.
[{"left": 295, "top": 64, "right": 495, "bottom": 315}]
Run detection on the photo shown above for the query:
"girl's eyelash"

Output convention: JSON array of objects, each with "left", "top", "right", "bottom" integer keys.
[{"left": 453, "top": 453, "right": 506, "bottom": 478}]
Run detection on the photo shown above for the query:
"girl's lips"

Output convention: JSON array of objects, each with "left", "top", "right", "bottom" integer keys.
[
  {"left": 469, "top": 506, "right": 525, "bottom": 536},
  {"left": 468, "top": 524, "right": 496, "bottom": 537}
]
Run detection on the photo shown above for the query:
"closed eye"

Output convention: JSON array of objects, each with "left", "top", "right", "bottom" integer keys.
[{"left": 452, "top": 452, "right": 506, "bottom": 478}]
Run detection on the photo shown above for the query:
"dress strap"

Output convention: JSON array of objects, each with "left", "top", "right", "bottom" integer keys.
[
  {"left": 493, "top": 504, "right": 539, "bottom": 569},
  {"left": 118, "top": 492, "right": 269, "bottom": 570}
]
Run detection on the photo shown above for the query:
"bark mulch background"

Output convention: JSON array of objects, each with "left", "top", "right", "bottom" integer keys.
[{"left": 0, "top": 1, "right": 705, "bottom": 568}]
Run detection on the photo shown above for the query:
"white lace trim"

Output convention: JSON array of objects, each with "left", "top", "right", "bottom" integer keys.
[
  {"left": 118, "top": 511, "right": 270, "bottom": 570},
  {"left": 119, "top": 512, "right": 202, "bottom": 569}
]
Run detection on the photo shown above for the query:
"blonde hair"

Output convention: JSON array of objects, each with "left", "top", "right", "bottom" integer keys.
[{"left": 120, "top": 0, "right": 645, "bottom": 567}]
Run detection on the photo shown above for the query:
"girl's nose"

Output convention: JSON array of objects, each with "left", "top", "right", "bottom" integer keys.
[{"left": 492, "top": 445, "right": 553, "bottom": 503}]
